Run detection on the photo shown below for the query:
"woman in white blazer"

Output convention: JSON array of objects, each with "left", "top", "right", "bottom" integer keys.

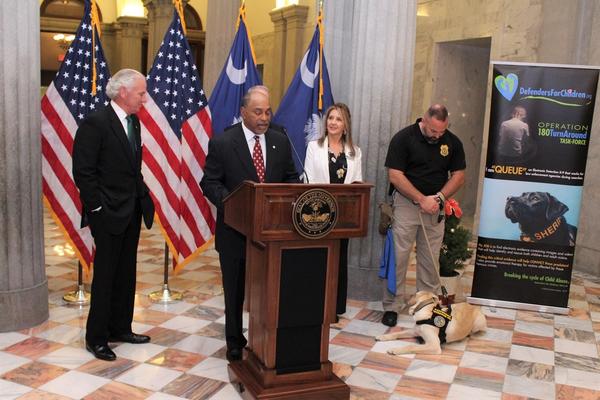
[{"left": 304, "top": 103, "right": 363, "bottom": 320}]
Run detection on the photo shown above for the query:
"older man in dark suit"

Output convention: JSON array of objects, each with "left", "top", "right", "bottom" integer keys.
[
  {"left": 73, "top": 68, "right": 155, "bottom": 361},
  {"left": 201, "top": 86, "right": 299, "bottom": 361}
]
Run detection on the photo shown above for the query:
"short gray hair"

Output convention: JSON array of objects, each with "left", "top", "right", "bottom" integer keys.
[
  {"left": 241, "top": 85, "right": 270, "bottom": 107},
  {"left": 105, "top": 69, "right": 145, "bottom": 99}
]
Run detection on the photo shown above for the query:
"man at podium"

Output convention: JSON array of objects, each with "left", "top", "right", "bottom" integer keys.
[{"left": 200, "top": 86, "right": 299, "bottom": 361}]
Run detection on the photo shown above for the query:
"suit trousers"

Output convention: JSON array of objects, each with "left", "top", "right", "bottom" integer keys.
[
  {"left": 218, "top": 251, "right": 248, "bottom": 350},
  {"left": 86, "top": 205, "right": 142, "bottom": 345},
  {"left": 383, "top": 193, "right": 443, "bottom": 313}
]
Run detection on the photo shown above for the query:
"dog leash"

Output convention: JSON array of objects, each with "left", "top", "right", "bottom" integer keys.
[{"left": 417, "top": 210, "right": 451, "bottom": 305}]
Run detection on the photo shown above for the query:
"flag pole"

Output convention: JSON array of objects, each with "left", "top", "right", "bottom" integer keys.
[
  {"left": 149, "top": 242, "right": 183, "bottom": 303},
  {"left": 63, "top": 261, "right": 91, "bottom": 305}
]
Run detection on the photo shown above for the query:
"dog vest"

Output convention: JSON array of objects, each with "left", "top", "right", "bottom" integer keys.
[{"left": 416, "top": 304, "right": 453, "bottom": 344}]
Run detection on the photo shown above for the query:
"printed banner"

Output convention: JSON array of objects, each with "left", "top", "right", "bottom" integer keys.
[{"left": 471, "top": 62, "right": 599, "bottom": 311}]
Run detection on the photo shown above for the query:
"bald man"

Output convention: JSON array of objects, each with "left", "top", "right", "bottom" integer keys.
[{"left": 200, "top": 86, "right": 299, "bottom": 361}]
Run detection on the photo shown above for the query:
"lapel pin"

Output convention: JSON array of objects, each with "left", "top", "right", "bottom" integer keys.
[{"left": 272, "top": 145, "right": 276, "bottom": 149}]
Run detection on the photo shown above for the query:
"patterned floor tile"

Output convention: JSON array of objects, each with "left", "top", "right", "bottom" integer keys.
[
  {"left": 77, "top": 357, "right": 139, "bottom": 380},
  {"left": 357, "top": 351, "right": 412, "bottom": 374},
  {"left": 446, "top": 383, "right": 502, "bottom": 400},
  {"left": 83, "top": 381, "right": 152, "bottom": 400},
  {"left": 511, "top": 330, "right": 554, "bottom": 351},
  {"left": 0, "top": 378, "right": 33, "bottom": 399},
  {"left": 3, "top": 337, "right": 64, "bottom": 360},
  {"left": 345, "top": 366, "right": 402, "bottom": 393},
  {"left": 453, "top": 366, "right": 505, "bottom": 392},
  {"left": 505, "top": 359, "right": 554, "bottom": 382},
  {"left": 160, "top": 373, "right": 227, "bottom": 398},
  {"left": 394, "top": 375, "right": 450, "bottom": 399},
  {"left": 556, "top": 383, "right": 600, "bottom": 399},
  {"left": 404, "top": 359, "right": 457, "bottom": 383},
  {"left": 115, "top": 363, "right": 183, "bottom": 391},
  {"left": 0, "top": 361, "right": 68, "bottom": 389},
  {"left": 502, "top": 374, "right": 555, "bottom": 399},
  {"left": 38, "top": 370, "right": 110, "bottom": 399},
  {"left": 147, "top": 349, "right": 206, "bottom": 372},
  {"left": 331, "top": 331, "right": 377, "bottom": 351},
  {"left": 5, "top": 208, "right": 600, "bottom": 399}
]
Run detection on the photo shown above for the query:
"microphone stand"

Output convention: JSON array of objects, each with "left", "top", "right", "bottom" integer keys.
[{"left": 270, "top": 123, "right": 309, "bottom": 183}]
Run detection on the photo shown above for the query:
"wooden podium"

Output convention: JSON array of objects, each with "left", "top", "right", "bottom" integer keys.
[{"left": 224, "top": 181, "right": 372, "bottom": 400}]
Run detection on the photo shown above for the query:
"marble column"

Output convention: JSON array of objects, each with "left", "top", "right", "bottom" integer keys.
[
  {"left": 325, "top": 0, "right": 417, "bottom": 300},
  {"left": 269, "top": 5, "right": 309, "bottom": 106},
  {"left": 0, "top": 1, "right": 48, "bottom": 331},
  {"left": 202, "top": 0, "right": 238, "bottom": 97},
  {"left": 114, "top": 16, "right": 146, "bottom": 72},
  {"left": 144, "top": 0, "right": 180, "bottom": 73}
]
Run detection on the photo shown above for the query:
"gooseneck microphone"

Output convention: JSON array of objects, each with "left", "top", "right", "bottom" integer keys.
[{"left": 269, "top": 123, "right": 310, "bottom": 183}]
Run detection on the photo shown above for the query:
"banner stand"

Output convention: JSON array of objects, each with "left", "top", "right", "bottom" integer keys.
[
  {"left": 467, "top": 296, "right": 569, "bottom": 315},
  {"left": 471, "top": 62, "right": 599, "bottom": 314}
]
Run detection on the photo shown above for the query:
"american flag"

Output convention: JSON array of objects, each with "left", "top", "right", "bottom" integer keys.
[
  {"left": 138, "top": 9, "right": 215, "bottom": 272},
  {"left": 41, "top": 0, "right": 110, "bottom": 271}
]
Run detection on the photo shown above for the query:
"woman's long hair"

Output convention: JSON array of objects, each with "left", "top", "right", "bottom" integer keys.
[{"left": 318, "top": 103, "right": 355, "bottom": 157}]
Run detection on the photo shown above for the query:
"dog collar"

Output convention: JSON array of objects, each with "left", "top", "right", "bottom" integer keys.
[
  {"left": 412, "top": 298, "right": 436, "bottom": 314},
  {"left": 521, "top": 216, "right": 563, "bottom": 242}
]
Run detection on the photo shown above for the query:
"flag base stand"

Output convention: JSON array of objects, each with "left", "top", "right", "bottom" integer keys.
[
  {"left": 63, "top": 284, "right": 91, "bottom": 305},
  {"left": 148, "top": 243, "right": 182, "bottom": 303},
  {"left": 149, "top": 284, "right": 183, "bottom": 303},
  {"left": 63, "top": 262, "right": 90, "bottom": 305}
]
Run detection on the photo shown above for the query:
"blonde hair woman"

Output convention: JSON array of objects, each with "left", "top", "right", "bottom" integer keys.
[{"left": 304, "top": 103, "right": 362, "bottom": 319}]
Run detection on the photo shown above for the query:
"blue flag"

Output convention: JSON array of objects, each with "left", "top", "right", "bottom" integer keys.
[
  {"left": 208, "top": 8, "right": 261, "bottom": 135},
  {"left": 272, "top": 22, "right": 334, "bottom": 175}
]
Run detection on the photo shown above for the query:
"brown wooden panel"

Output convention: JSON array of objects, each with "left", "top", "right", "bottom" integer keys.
[{"left": 224, "top": 181, "right": 372, "bottom": 242}]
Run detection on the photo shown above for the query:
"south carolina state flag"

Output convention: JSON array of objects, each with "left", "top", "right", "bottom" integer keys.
[
  {"left": 208, "top": 3, "right": 261, "bottom": 135},
  {"left": 272, "top": 12, "right": 334, "bottom": 175}
]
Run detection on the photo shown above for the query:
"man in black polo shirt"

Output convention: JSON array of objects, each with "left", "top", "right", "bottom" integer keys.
[{"left": 381, "top": 104, "right": 466, "bottom": 327}]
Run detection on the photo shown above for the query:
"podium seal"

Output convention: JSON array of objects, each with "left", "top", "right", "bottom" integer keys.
[{"left": 292, "top": 189, "right": 338, "bottom": 239}]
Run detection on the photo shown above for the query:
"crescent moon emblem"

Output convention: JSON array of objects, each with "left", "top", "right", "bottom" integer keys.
[
  {"left": 300, "top": 50, "right": 319, "bottom": 88},
  {"left": 226, "top": 55, "right": 247, "bottom": 85}
]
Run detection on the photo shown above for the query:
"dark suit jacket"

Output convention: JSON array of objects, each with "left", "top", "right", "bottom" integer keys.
[
  {"left": 72, "top": 104, "right": 154, "bottom": 235},
  {"left": 200, "top": 123, "right": 299, "bottom": 258}
]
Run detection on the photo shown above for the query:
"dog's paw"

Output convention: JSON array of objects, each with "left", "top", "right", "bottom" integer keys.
[
  {"left": 386, "top": 348, "right": 404, "bottom": 356},
  {"left": 376, "top": 334, "right": 395, "bottom": 342}
]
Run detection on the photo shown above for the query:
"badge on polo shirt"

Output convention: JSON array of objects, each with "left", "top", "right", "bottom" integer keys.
[{"left": 440, "top": 144, "right": 449, "bottom": 157}]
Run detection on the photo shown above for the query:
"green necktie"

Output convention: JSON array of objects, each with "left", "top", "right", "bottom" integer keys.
[{"left": 125, "top": 115, "right": 136, "bottom": 154}]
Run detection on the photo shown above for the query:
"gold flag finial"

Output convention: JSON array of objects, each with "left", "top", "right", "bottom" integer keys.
[
  {"left": 317, "top": 3, "right": 324, "bottom": 110},
  {"left": 90, "top": 0, "right": 102, "bottom": 95},
  {"left": 173, "top": 0, "right": 187, "bottom": 34}
]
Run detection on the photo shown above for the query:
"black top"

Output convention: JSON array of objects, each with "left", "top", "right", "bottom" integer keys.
[
  {"left": 385, "top": 118, "right": 466, "bottom": 196},
  {"left": 328, "top": 151, "right": 347, "bottom": 184}
]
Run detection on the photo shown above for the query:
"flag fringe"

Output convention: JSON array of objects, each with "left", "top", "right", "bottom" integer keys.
[
  {"left": 153, "top": 214, "right": 215, "bottom": 275},
  {"left": 42, "top": 196, "right": 92, "bottom": 278}
]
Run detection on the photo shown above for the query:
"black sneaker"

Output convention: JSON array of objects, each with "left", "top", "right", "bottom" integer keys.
[{"left": 381, "top": 311, "right": 398, "bottom": 327}]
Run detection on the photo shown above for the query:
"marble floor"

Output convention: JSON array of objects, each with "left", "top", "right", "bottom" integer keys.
[{"left": 1, "top": 210, "right": 600, "bottom": 399}]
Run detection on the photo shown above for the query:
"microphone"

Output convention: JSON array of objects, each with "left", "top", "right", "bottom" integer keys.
[{"left": 269, "top": 123, "right": 309, "bottom": 183}]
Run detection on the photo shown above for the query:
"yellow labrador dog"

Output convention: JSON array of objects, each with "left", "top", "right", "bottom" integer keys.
[{"left": 376, "top": 291, "right": 486, "bottom": 355}]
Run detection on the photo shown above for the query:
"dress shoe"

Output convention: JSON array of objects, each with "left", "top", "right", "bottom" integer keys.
[
  {"left": 108, "top": 332, "right": 150, "bottom": 344},
  {"left": 86, "top": 342, "right": 116, "bottom": 361},
  {"left": 381, "top": 311, "right": 398, "bottom": 327},
  {"left": 226, "top": 347, "right": 243, "bottom": 362}
]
